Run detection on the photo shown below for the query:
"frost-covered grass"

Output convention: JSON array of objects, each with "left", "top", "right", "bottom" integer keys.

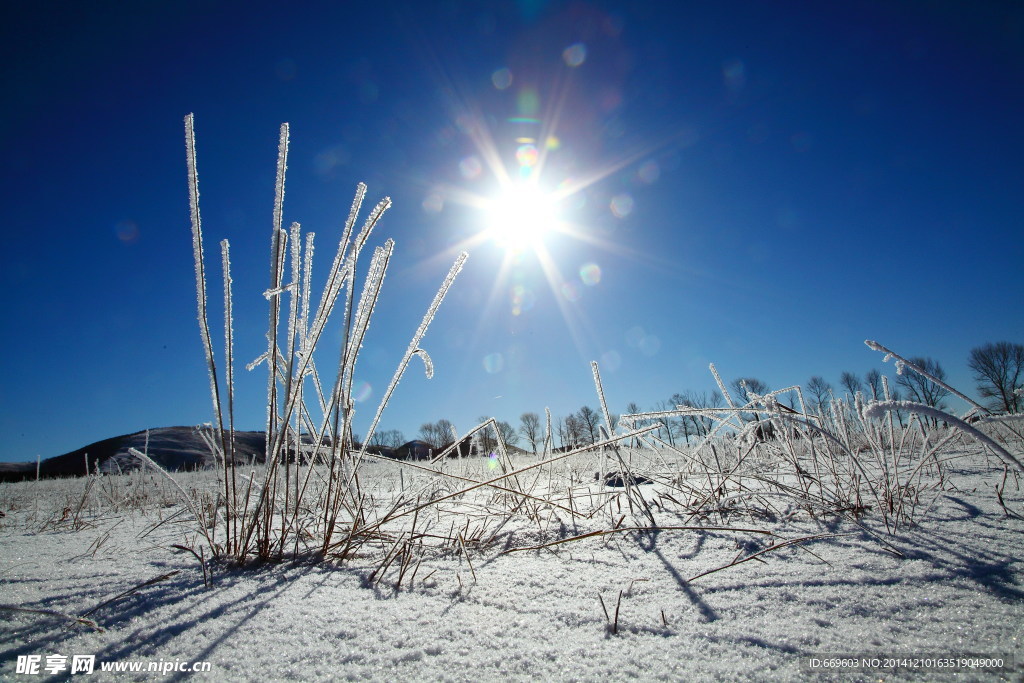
[
  {"left": 2, "top": 441, "right": 1023, "bottom": 681},
  {"left": 3, "top": 119, "right": 1021, "bottom": 679}
]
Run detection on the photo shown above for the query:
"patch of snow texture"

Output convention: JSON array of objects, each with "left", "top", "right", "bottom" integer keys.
[{"left": 2, "top": 456, "right": 1022, "bottom": 681}]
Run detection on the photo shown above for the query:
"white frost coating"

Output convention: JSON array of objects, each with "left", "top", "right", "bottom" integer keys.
[
  {"left": 285, "top": 221, "right": 302, "bottom": 363},
  {"left": 221, "top": 239, "right": 235, "bottom": 455},
  {"left": 348, "top": 241, "right": 394, "bottom": 356},
  {"left": 591, "top": 361, "right": 614, "bottom": 437},
  {"left": 544, "top": 406, "right": 553, "bottom": 456},
  {"left": 413, "top": 348, "right": 434, "bottom": 379},
  {"left": 184, "top": 114, "right": 226, "bottom": 458},
  {"left": 709, "top": 362, "right": 735, "bottom": 409},
  {"left": 341, "top": 241, "right": 394, "bottom": 407},
  {"left": 863, "top": 400, "right": 1024, "bottom": 473},
  {"left": 298, "top": 232, "right": 315, "bottom": 343},
  {"left": 353, "top": 197, "right": 392, "bottom": 254},
  {"left": 359, "top": 251, "right": 468, "bottom": 453},
  {"left": 245, "top": 351, "right": 269, "bottom": 372},
  {"left": 128, "top": 448, "right": 212, "bottom": 548},
  {"left": 264, "top": 226, "right": 288, "bottom": 455},
  {"left": 307, "top": 185, "right": 365, "bottom": 342},
  {"left": 976, "top": 413, "right": 1024, "bottom": 424},
  {"left": 865, "top": 339, "right": 987, "bottom": 413},
  {"left": 272, "top": 123, "right": 289, "bottom": 238}
]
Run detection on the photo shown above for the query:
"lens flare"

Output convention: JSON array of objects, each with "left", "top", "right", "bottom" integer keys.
[
  {"left": 791, "top": 132, "right": 813, "bottom": 152},
  {"left": 314, "top": 145, "right": 350, "bottom": 174},
  {"left": 560, "top": 281, "right": 581, "bottom": 302},
  {"left": 483, "top": 353, "right": 504, "bottom": 373},
  {"left": 422, "top": 192, "right": 444, "bottom": 213},
  {"left": 510, "top": 284, "right": 536, "bottom": 316},
  {"left": 579, "top": 263, "right": 601, "bottom": 286},
  {"left": 352, "top": 380, "right": 372, "bottom": 402},
  {"left": 459, "top": 155, "right": 483, "bottom": 180},
  {"left": 563, "top": 43, "right": 587, "bottom": 67},
  {"left": 492, "top": 68, "right": 513, "bottom": 90},
  {"left": 610, "top": 193, "right": 634, "bottom": 218},
  {"left": 722, "top": 58, "right": 746, "bottom": 92},
  {"left": 637, "top": 160, "right": 660, "bottom": 184},
  {"left": 515, "top": 144, "right": 539, "bottom": 168},
  {"left": 517, "top": 88, "right": 540, "bottom": 116},
  {"left": 600, "top": 350, "right": 622, "bottom": 371},
  {"left": 115, "top": 220, "right": 139, "bottom": 243},
  {"left": 626, "top": 326, "right": 661, "bottom": 357}
]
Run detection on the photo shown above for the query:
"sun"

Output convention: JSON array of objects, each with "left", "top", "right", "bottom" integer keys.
[{"left": 482, "top": 182, "right": 561, "bottom": 252}]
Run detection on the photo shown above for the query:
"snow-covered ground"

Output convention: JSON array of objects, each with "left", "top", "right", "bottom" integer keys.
[{"left": 2, "top": 448, "right": 1022, "bottom": 681}]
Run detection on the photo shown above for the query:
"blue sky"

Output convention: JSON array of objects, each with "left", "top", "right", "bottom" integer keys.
[{"left": 2, "top": 0, "right": 1022, "bottom": 462}]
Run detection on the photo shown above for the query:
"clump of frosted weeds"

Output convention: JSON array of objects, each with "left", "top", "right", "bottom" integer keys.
[{"left": 163, "top": 114, "right": 469, "bottom": 564}]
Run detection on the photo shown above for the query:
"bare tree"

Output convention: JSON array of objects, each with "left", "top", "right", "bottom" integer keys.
[
  {"left": 669, "top": 392, "right": 694, "bottom": 445},
  {"left": 416, "top": 419, "right": 454, "bottom": 448},
  {"left": 555, "top": 415, "right": 568, "bottom": 450},
  {"left": 576, "top": 406, "right": 600, "bottom": 444},
  {"left": 806, "top": 376, "right": 834, "bottom": 413},
  {"left": 625, "top": 401, "right": 643, "bottom": 447},
  {"left": 968, "top": 342, "right": 1024, "bottom": 413},
  {"left": 654, "top": 399, "right": 676, "bottom": 445},
  {"left": 839, "top": 371, "right": 863, "bottom": 398},
  {"left": 730, "top": 377, "right": 769, "bottom": 425},
  {"left": 369, "top": 428, "right": 405, "bottom": 448},
  {"left": 519, "top": 412, "right": 541, "bottom": 454},
  {"left": 438, "top": 419, "right": 455, "bottom": 444},
  {"left": 865, "top": 369, "right": 883, "bottom": 400},
  {"left": 564, "top": 414, "right": 585, "bottom": 449},
  {"left": 894, "top": 357, "right": 950, "bottom": 427},
  {"left": 895, "top": 357, "right": 950, "bottom": 409},
  {"left": 494, "top": 419, "right": 520, "bottom": 448},
  {"left": 729, "top": 377, "right": 769, "bottom": 406},
  {"left": 476, "top": 415, "right": 497, "bottom": 453},
  {"left": 418, "top": 422, "right": 442, "bottom": 448},
  {"left": 692, "top": 390, "right": 723, "bottom": 436}
]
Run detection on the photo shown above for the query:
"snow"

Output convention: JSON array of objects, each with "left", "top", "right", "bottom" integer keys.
[{"left": 2, "top": 456, "right": 1022, "bottom": 681}]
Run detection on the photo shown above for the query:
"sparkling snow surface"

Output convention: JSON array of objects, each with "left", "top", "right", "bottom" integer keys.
[{"left": 2, "top": 461, "right": 1022, "bottom": 681}]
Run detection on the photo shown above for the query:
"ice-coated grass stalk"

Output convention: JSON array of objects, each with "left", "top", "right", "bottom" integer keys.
[
  {"left": 179, "top": 116, "right": 478, "bottom": 563},
  {"left": 866, "top": 339, "right": 988, "bottom": 414}
]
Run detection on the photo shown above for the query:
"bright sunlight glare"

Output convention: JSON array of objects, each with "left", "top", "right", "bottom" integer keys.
[{"left": 483, "top": 183, "right": 561, "bottom": 252}]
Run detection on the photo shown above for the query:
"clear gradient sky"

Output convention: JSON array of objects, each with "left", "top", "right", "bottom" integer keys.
[{"left": 2, "top": 0, "right": 1022, "bottom": 462}]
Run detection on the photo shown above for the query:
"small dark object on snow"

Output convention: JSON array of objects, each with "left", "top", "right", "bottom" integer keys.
[{"left": 600, "top": 471, "right": 653, "bottom": 487}]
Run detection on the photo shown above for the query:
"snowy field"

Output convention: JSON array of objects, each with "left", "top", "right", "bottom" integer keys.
[{"left": 2, "top": 437, "right": 1022, "bottom": 682}]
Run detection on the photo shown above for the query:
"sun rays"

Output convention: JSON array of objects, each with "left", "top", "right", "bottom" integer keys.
[{"left": 393, "top": 10, "right": 691, "bottom": 375}]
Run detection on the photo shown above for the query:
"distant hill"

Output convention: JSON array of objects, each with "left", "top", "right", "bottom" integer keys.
[
  {"left": 392, "top": 440, "right": 435, "bottom": 461},
  {"left": 0, "top": 427, "right": 265, "bottom": 482},
  {"left": 0, "top": 429, "right": 514, "bottom": 483}
]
